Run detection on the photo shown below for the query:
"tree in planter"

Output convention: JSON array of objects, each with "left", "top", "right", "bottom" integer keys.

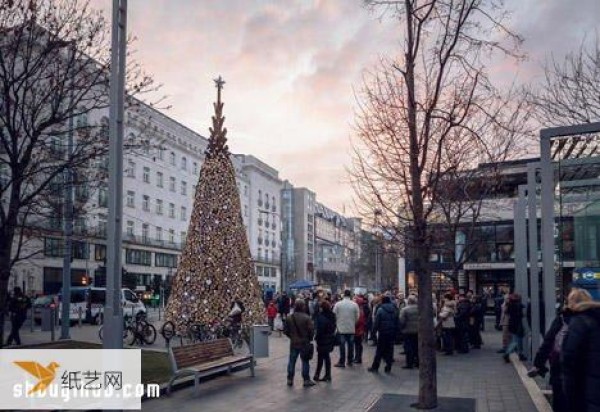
[
  {"left": 351, "top": 1, "right": 527, "bottom": 408},
  {"left": 164, "top": 77, "right": 265, "bottom": 334},
  {"left": 0, "top": 0, "right": 157, "bottom": 346}
]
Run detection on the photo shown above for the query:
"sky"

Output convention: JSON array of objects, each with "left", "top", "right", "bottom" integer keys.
[{"left": 90, "top": 0, "right": 599, "bottom": 215}]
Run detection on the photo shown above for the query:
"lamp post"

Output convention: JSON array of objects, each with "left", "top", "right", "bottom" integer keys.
[{"left": 373, "top": 209, "right": 382, "bottom": 292}]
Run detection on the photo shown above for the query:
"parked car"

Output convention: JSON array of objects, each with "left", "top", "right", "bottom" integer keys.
[
  {"left": 58, "top": 287, "right": 147, "bottom": 324},
  {"left": 33, "top": 295, "right": 57, "bottom": 325}
]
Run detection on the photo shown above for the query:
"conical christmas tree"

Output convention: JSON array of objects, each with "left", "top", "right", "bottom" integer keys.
[{"left": 164, "top": 77, "right": 265, "bottom": 333}]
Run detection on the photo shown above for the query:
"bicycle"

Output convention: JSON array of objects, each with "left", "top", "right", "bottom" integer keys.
[
  {"left": 127, "top": 313, "right": 157, "bottom": 345},
  {"left": 98, "top": 314, "right": 132, "bottom": 342}
]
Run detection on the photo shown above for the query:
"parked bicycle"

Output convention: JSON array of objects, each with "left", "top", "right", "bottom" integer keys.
[{"left": 98, "top": 312, "right": 156, "bottom": 345}]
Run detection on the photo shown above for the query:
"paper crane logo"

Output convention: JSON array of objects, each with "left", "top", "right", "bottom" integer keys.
[{"left": 14, "top": 361, "right": 60, "bottom": 395}]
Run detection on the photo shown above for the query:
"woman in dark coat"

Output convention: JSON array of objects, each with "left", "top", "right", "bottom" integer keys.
[
  {"left": 314, "top": 300, "right": 336, "bottom": 382},
  {"left": 561, "top": 289, "right": 600, "bottom": 412},
  {"left": 503, "top": 293, "right": 526, "bottom": 362},
  {"left": 530, "top": 306, "right": 573, "bottom": 412}
]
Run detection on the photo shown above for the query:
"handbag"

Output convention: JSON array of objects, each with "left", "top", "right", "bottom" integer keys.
[{"left": 291, "top": 316, "right": 314, "bottom": 361}]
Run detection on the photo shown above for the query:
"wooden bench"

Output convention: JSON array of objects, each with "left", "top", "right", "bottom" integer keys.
[{"left": 167, "top": 338, "right": 254, "bottom": 394}]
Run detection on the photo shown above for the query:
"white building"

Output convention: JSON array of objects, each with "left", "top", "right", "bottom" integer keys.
[
  {"left": 12, "top": 102, "right": 284, "bottom": 296},
  {"left": 235, "top": 155, "right": 283, "bottom": 293}
]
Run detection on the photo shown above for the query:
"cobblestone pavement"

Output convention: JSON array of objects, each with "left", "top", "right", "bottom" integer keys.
[{"left": 138, "top": 319, "right": 537, "bottom": 412}]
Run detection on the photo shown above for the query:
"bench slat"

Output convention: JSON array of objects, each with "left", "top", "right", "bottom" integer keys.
[
  {"left": 171, "top": 338, "right": 235, "bottom": 370},
  {"left": 180, "top": 355, "right": 253, "bottom": 373}
]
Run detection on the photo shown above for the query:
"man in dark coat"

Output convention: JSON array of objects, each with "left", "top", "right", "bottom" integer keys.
[
  {"left": 285, "top": 300, "right": 315, "bottom": 387},
  {"left": 368, "top": 296, "right": 399, "bottom": 374},
  {"left": 6, "top": 287, "right": 30, "bottom": 346},
  {"left": 278, "top": 292, "right": 290, "bottom": 320},
  {"left": 455, "top": 294, "right": 472, "bottom": 353},
  {"left": 562, "top": 296, "right": 600, "bottom": 412}
]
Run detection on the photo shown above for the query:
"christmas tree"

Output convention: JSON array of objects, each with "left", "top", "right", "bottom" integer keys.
[{"left": 164, "top": 77, "right": 265, "bottom": 333}]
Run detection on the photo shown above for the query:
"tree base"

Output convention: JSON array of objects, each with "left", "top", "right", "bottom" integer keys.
[{"left": 368, "top": 394, "right": 475, "bottom": 411}]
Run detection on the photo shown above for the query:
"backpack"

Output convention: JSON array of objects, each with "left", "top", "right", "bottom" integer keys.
[{"left": 550, "top": 317, "right": 568, "bottom": 363}]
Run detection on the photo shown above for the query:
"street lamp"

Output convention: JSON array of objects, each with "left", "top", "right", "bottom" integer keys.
[{"left": 373, "top": 209, "right": 382, "bottom": 291}]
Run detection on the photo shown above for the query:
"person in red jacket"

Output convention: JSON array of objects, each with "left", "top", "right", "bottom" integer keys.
[
  {"left": 267, "top": 301, "right": 278, "bottom": 331},
  {"left": 354, "top": 295, "right": 367, "bottom": 364}
]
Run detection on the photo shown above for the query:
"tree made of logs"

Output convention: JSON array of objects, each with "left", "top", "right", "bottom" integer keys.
[{"left": 164, "top": 76, "right": 265, "bottom": 333}]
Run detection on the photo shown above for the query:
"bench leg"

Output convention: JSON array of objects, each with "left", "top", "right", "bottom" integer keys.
[
  {"left": 250, "top": 358, "right": 255, "bottom": 377},
  {"left": 195, "top": 372, "right": 200, "bottom": 394},
  {"left": 167, "top": 376, "right": 176, "bottom": 396}
]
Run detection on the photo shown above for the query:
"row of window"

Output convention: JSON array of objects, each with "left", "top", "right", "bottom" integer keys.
[
  {"left": 125, "top": 191, "right": 188, "bottom": 221},
  {"left": 137, "top": 150, "right": 199, "bottom": 174},
  {"left": 257, "top": 266, "right": 277, "bottom": 278},
  {"left": 43, "top": 239, "right": 178, "bottom": 268},
  {"left": 126, "top": 162, "right": 194, "bottom": 195},
  {"left": 257, "top": 190, "right": 277, "bottom": 212}
]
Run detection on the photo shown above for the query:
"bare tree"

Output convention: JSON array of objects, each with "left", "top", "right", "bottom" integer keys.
[
  {"left": 531, "top": 35, "right": 600, "bottom": 126},
  {"left": 0, "top": 0, "right": 158, "bottom": 346},
  {"left": 350, "top": 1, "right": 526, "bottom": 408}
]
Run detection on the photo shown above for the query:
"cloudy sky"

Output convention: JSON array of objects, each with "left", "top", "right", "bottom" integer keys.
[{"left": 90, "top": 0, "right": 599, "bottom": 214}]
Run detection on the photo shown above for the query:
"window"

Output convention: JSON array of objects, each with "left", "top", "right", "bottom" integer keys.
[
  {"left": 258, "top": 190, "right": 263, "bottom": 206},
  {"left": 98, "top": 187, "right": 108, "bottom": 208},
  {"left": 169, "top": 177, "right": 176, "bottom": 192},
  {"left": 170, "top": 152, "right": 176, "bottom": 166},
  {"left": 181, "top": 231, "right": 187, "bottom": 244},
  {"left": 272, "top": 196, "right": 276, "bottom": 212},
  {"left": 193, "top": 162, "right": 198, "bottom": 175},
  {"left": 143, "top": 166, "right": 150, "bottom": 183},
  {"left": 125, "top": 249, "right": 151, "bottom": 266},
  {"left": 244, "top": 205, "right": 248, "bottom": 217},
  {"left": 156, "top": 171, "right": 163, "bottom": 187},
  {"left": 142, "top": 224, "right": 149, "bottom": 241},
  {"left": 169, "top": 203, "right": 175, "bottom": 218},
  {"left": 126, "top": 220, "right": 134, "bottom": 236},
  {"left": 44, "top": 237, "right": 62, "bottom": 257},
  {"left": 168, "top": 229, "right": 175, "bottom": 243},
  {"left": 156, "top": 227, "right": 162, "bottom": 241},
  {"left": 126, "top": 191, "right": 135, "bottom": 208},
  {"left": 94, "top": 244, "right": 106, "bottom": 261},
  {"left": 181, "top": 156, "right": 187, "bottom": 170},
  {"left": 158, "top": 148, "right": 164, "bottom": 161},
  {"left": 181, "top": 206, "right": 187, "bottom": 221},
  {"left": 156, "top": 199, "right": 163, "bottom": 215},
  {"left": 127, "top": 160, "right": 135, "bottom": 178},
  {"left": 244, "top": 185, "right": 248, "bottom": 196},
  {"left": 181, "top": 181, "right": 187, "bottom": 196},
  {"left": 72, "top": 241, "right": 89, "bottom": 260},
  {"left": 155, "top": 252, "right": 178, "bottom": 268},
  {"left": 142, "top": 195, "right": 150, "bottom": 211}
]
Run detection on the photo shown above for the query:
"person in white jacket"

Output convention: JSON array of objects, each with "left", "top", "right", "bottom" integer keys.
[{"left": 333, "top": 290, "right": 360, "bottom": 367}]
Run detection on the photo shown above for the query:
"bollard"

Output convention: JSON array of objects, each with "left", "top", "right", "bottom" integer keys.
[
  {"left": 50, "top": 308, "right": 55, "bottom": 342},
  {"left": 78, "top": 307, "right": 83, "bottom": 327},
  {"left": 158, "top": 305, "right": 162, "bottom": 321}
]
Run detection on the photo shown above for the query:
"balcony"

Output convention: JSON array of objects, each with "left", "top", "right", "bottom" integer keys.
[{"left": 254, "top": 256, "right": 281, "bottom": 266}]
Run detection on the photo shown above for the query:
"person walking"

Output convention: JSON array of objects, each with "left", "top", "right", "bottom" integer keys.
[
  {"left": 313, "top": 300, "right": 336, "bottom": 382},
  {"left": 6, "top": 287, "right": 30, "bottom": 346},
  {"left": 437, "top": 294, "right": 456, "bottom": 355},
  {"left": 503, "top": 293, "right": 526, "bottom": 362},
  {"left": 333, "top": 290, "right": 360, "bottom": 368},
  {"left": 562, "top": 288, "right": 600, "bottom": 412},
  {"left": 353, "top": 295, "right": 367, "bottom": 364},
  {"left": 368, "top": 295, "right": 399, "bottom": 374},
  {"left": 278, "top": 292, "right": 290, "bottom": 320},
  {"left": 399, "top": 295, "right": 419, "bottom": 369},
  {"left": 284, "top": 300, "right": 315, "bottom": 387},
  {"left": 497, "top": 294, "right": 511, "bottom": 353}
]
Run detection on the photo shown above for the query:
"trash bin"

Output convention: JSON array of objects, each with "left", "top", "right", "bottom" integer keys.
[
  {"left": 251, "top": 324, "right": 270, "bottom": 358},
  {"left": 40, "top": 307, "right": 54, "bottom": 332}
]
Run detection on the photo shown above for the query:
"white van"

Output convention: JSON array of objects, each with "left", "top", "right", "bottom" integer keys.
[{"left": 59, "top": 287, "right": 146, "bottom": 324}]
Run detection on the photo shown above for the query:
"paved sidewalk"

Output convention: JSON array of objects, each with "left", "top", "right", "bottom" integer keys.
[{"left": 141, "top": 321, "right": 536, "bottom": 412}]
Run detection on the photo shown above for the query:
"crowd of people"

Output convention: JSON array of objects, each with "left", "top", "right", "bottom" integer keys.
[
  {"left": 266, "top": 288, "right": 488, "bottom": 387},
  {"left": 267, "top": 285, "right": 600, "bottom": 412}
]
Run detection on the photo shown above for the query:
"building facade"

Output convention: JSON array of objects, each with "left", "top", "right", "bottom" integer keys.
[{"left": 11, "top": 102, "right": 285, "bottom": 296}]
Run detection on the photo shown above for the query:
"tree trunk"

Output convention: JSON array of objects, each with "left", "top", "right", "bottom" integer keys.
[{"left": 0, "top": 256, "right": 12, "bottom": 348}]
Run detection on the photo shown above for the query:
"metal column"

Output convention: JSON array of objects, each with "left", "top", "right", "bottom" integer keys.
[
  {"left": 527, "top": 164, "right": 541, "bottom": 354},
  {"left": 540, "top": 138, "right": 556, "bottom": 332},
  {"left": 104, "top": 0, "right": 127, "bottom": 351},
  {"left": 513, "top": 187, "right": 527, "bottom": 298}
]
